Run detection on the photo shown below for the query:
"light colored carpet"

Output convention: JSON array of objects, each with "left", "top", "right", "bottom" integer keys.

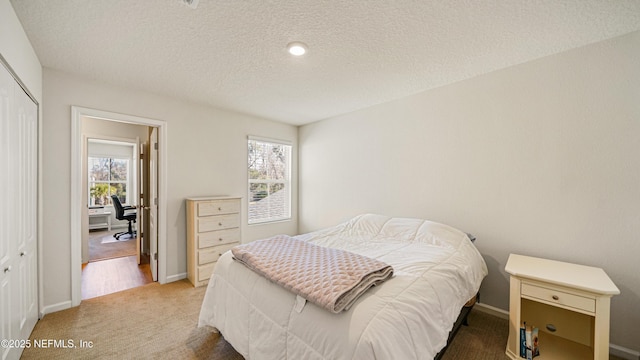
[
  {"left": 441, "top": 310, "right": 510, "bottom": 360},
  {"left": 23, "top": 280, "right": 241, "bottom": 360},
  {"left": 23, "top": 281, "right": 625, "bottom": 359},
  {"left": 88, "top": 230, "right": 136, "bottom": 262}
]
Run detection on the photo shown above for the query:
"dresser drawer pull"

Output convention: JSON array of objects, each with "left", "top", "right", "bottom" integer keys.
[
  {"left": 219, "top": 238, "right": 223, "bottom": 241},
  {"left": 552, "top": 295, "right": 559, "bottom": 300},
  {"left": 218, "top": 207, "right": 222, "bottom": 211}
]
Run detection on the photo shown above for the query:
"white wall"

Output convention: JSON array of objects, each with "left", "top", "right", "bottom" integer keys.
[
  {"left": 0, "top": 0, "right": 41, "bottom": 100},
  {"left": 299, "top": 31, "right": 640, "bottom": 352},
  {"left": 42, "top": 68, "right": 298, "bottom": 310}
]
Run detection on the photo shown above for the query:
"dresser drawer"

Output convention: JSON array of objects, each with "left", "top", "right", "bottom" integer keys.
[
  {"left": 198, "top": 243, "right": 236, "bottom": 265},
  {"left": 521, "top": 283, "right": 595, "bottom": 313},
  {"left": 198, "top": 263, "right": 216, "bottom": 281},
  {"left": 198, "top": 228, "right": 240, "bottom": 248},
  {"left": 198, "top": 213, "right": 240, "bottom": 233},
  {"left": 198, "top": 199, "right": 241, "bottom": 217}
]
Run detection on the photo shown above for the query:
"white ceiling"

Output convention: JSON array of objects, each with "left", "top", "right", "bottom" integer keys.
[{"left": 10, "top": 0, "right": 640, "bottom": 125}]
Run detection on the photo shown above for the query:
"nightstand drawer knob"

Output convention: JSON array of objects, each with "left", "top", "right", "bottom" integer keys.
[
  {"left": 552, "top": 295, "right": 559, "bottom": 300},
  {"left": 546, "top": 324, "right": 557, "bottom": 332}
]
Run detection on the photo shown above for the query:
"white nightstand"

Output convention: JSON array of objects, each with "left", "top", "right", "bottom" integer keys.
[{"left": 505, "top": 254, "right": 619, "bottom": 360}]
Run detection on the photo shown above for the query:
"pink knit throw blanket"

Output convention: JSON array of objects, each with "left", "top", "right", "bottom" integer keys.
[{"left": 231, "top": 235, "right": 394, "bottom": 313}]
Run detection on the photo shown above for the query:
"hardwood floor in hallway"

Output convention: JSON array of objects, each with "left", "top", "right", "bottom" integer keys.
[{"left": 81, "top": 255, "right": 153, "bottom": 300}]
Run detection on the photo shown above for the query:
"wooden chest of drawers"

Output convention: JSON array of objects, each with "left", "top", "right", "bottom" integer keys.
[{"left": 186, "top": 196, "right": 241, "bottom": 287}]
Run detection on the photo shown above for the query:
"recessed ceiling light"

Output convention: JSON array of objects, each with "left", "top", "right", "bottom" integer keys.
[{"left": 287, "top": 42, "right": 308, "bottom": 56}]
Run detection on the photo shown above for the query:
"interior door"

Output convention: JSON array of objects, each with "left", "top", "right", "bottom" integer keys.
[
  {"left": 138, "top": 142, "right": 147, "bottom": 265},
  {"left": 0, "top": 58, "right": 14, "bottom": 360},
  {"left": 0, "top": 62, "right": 38, "bottom": 360},
  {"left": 149, "top": 127, "right": 158, "bottom": 281},
  {"left": 135, "top": 139, "right": 142, "bottom": 265},
  {"left": 15, "top": 78, "right": 38, "bottom": 345}
]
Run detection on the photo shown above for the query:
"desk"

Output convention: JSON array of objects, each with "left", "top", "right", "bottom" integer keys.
[{"left": 89, "top": 211, "right": 112, "bottom": 231}]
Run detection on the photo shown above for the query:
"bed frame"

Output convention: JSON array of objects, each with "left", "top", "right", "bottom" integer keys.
[
  {"left": 434, "top": 292, "right": 479, "bottom": 360},
  {"left": 434, "top": 233, "right": 479, "bottom": 360}
]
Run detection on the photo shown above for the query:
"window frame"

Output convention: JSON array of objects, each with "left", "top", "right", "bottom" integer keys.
[
  {"left": 88, "top": 156, "right": 131, "bottom": 206},
  {"left": 247, "top": 136, "right": 292, "bottom": 225},
  {"left": 87, "top": 138, "right": 138, "bottom": 209}
]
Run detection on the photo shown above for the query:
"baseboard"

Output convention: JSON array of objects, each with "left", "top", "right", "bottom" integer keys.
[
  {"left": 474, "top": 302, "right": 639, "bottom": 359},
  {"left": 39, "top": 273, "right": 186, "bottom": 317},
  {"left": 41, "top": 273, "right": 187, "bottom": 316},
  {"left": 610, "top": 344, "right": 640, "bottom": 360},
  {"left": 41, "top": 300, "right": 72, "bottom": 316},
  {"left": 474, "top": 301, "right": 509, "bottom": 319},
  {"left": 165, "top": 272, "right": 187, "bottom": 283}
]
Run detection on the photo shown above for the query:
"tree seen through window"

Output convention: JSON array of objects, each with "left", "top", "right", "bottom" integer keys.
[
  {"left": 88, "top": 157, "right": 128, "bottom": 206},
  {"left": 248, "top": 139, "right": 291, "bottom": 224}
]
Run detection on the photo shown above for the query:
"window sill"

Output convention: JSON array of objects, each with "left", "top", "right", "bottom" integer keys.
[{"left": 248, "top": 218, "right": 292, "bottom": 226}]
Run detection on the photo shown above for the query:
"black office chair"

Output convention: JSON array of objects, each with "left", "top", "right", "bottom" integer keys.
[{"left": 111, "top": 195, "right": 136, "bottom": 240}]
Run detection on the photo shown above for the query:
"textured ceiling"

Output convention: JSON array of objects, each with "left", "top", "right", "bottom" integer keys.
[{"left": 10, "top": 0, "right": 640, "bottom": 125}]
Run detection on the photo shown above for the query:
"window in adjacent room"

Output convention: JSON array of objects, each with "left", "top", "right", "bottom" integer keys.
[
  {"left": 88, "top": 139, "right": 136, "bottom": 207},
  {"left": 88, "top": 157, "right": 129, "bottom": 206},
  {"left": 248, "top": 137, "right": 292, "bottom": 224}
]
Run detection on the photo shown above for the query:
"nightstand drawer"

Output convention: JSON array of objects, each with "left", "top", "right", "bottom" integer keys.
[
  {"left": 198, "top": 200, "right": 240, "bottom": 216},
  {"left": 522, "top": 283, "right": 595, "bottom": 313},
  {"left": 198, "top": 213, "right": 240, "bottom": 232},
  {"left": 198, "top": 228, "right": 240, "bottom": 248},
  {"left": 198, "top": 243, "right": 236, "bottom": 265}
]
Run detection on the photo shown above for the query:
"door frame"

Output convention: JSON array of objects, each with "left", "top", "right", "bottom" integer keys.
[{"left": 70, "top": 106, "right": 168, "bottom": 306}]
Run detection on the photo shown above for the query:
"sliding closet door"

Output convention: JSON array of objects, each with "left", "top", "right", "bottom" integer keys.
[
  {"left": 0, "top": 61, "right": 13, "bottom": 360},
  {"left": 14, "top": 77, "right": 38, "bottom": 344},
  {"left": 0, "top": 62, "right": 38, "bottom": 360}
]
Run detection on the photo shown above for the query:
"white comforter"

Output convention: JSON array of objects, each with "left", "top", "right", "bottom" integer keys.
[{"left": 198, "top": 214, "right": 488, "bottom": 360}]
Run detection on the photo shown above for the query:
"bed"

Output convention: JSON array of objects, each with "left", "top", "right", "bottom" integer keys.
[{"left": 198, "top": 214, "right": 488, "bottom": 359}]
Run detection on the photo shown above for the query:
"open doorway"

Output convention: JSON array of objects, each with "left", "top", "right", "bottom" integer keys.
[
  {"left": 70, "top": 107, "right": 167, "bottom": 307},
  {"left": 86, "top": 137, "right": 139, "bottom": 263},
  {"left": 81, "top": 131, "right": 151, "bottom": 299}
]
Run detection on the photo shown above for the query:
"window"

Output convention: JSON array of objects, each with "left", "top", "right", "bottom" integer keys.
[
  {"left": 88, "top": 157, "right": 129, "bottom": 206},
  {"left": 248, "top": 137, "right": 292, "bottom": 224}
]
